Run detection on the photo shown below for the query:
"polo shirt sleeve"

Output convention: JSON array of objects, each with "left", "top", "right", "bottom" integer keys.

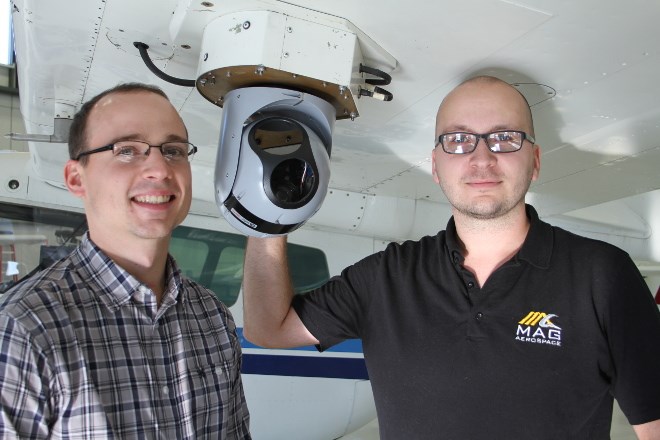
[
  {"left": 601, "top": 251, "right": 660, "bottom": 425},
  {"left": 292, "top": 249, "right": 384, "bottom": 351}
]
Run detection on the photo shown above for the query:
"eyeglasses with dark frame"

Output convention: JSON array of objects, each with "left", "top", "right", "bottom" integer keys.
[
  {"left": 74, "top": 140, "right": 198, "bottom": 163},
  {"left": 436, "top": 130, "right": 536, "bottom": 154}
]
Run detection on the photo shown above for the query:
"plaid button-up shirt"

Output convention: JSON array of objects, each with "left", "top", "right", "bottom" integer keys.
[{"left": 0, "top": 234, "right": 251, "bottom": 439}]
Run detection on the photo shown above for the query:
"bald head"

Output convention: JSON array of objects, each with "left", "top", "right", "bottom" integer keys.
[
  {"left": 436, "top": 76, "right": 535, "bottom": 139},
  {"left": 431, "top": 75, "right": 541, "bottom": 222}
]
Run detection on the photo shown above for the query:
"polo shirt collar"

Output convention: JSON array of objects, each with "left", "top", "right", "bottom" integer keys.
[
  {"left": 445, "top": 216, "right": 464, "bottom": 265},
  {"left": 445, "top": 204, "right": 552, "bottom": 269},
  {"left": 517, "top": 204, "right": 553, "bottom": 269}
]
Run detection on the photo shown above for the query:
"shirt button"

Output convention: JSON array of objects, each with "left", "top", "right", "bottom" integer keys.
[
  {"left": 467, "top": 281, "right": 474, "bottom": 289},
  {"left": 162, "top": 385, "right": 169, "bottom": 396},
  {"left": 475, "top": 312, "right": 484, "bottom": 321},
  {"left": 139, "top": 285, "right": 149, "bottom": 294}
]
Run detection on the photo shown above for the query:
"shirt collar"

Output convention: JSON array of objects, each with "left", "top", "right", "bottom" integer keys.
[
  {"left": 445, "top": 204, "right": 552, "bottom": 269},
  {"left": 517, "top": 204, "right": 553, "bottom": 269},
  {"left": 445, "top": 215, "right": 464, "bottom": 265},
  {"left": 70, "top": 233, "right": 187, "bottom": 310}
]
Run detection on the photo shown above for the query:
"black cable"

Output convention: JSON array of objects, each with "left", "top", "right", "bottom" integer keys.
[
  {"left": 359, "top": 85, "right": 394, "bottom": 102},
  {"left": 357, "top": 64, "right": 394, "bottom": 101},
  {"left": 359, "top": 63, "right": 391, "bottom": 86},
  {"left": 133, "top": 42, "right": 196, "bottom": 87}
]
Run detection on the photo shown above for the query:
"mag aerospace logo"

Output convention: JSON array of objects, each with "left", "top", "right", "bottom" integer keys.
[{"left": 514, "top": 311, "right": 562, "bottom": 347}]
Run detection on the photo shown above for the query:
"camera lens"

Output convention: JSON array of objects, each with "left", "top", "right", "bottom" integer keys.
[{"left": 270, "top": 158, "right": 316, "bottom": 204}]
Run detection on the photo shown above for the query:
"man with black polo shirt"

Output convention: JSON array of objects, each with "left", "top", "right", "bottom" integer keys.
[{"left": 241, "top": 75, "right": 660, "bottom": 439}]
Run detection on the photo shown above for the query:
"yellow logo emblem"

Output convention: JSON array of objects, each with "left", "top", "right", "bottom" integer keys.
[{"left": 515, "top": 311, "right": 562, "bottom": 347}]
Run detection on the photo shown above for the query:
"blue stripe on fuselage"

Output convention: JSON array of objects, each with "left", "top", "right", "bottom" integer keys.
[
  {"left": 242, "top": 354, "right": 369, "bottom": 379},
  {"left": 237, "top": 328, "right": 369, "bottom": 380}
]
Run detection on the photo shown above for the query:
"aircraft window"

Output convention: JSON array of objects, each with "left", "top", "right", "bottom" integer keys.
[
  {"left": 0, "top": 203, "right": 330, "bottom": 303},
  {"left": 288, "top": 244, "right": 330, "bottom": 293},
  {"left": 170, "top": 226, "right": 246, "bottom": 305},
  {"left": 170, "top": 225, "right": 330, "bottom": 306},
  {"left": 0, "top": 203, "right": 86, "bottom": 293}
]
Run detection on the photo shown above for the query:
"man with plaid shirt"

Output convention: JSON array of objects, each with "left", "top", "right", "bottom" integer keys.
[{"left": 0, "top": 83, "right": 251, "bottom": 438}]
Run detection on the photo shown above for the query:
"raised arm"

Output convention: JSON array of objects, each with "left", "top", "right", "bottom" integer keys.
[
  {"left": 242, "top": 236, "right": 319, "bottom": 348},
  {"left": 633, "top": 419, "right": 660, "bottom": 440}
]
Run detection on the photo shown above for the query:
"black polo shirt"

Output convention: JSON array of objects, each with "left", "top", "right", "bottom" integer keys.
[{"left": 293, "top": 205, "right": 660, "bottom": 439}]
